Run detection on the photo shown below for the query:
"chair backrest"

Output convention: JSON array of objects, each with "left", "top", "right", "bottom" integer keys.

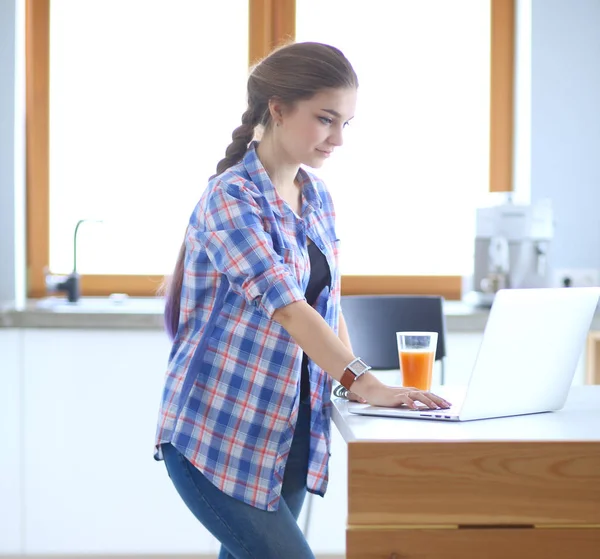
[{"left": 340, "top": 295, "right": 447, "bottom": 370}]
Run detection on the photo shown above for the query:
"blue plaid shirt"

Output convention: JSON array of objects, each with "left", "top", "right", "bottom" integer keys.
[{"left": 155, "top": 143, "right": 341, "bottom": 511}]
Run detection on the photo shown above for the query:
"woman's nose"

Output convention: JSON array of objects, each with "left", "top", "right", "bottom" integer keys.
[{"left": 328, "top": 125, "right": 344, "bottom": 147}]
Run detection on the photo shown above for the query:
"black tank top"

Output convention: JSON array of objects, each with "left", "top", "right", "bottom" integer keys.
[{"left": 300, "top": 241, "right": 332, "bottom": 401}]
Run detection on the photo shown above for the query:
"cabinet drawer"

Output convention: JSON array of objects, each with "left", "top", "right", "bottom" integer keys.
[
  {"left": 346, "top": 527, "right": 600, "bottom": 559},
  {"left": 348, "top": 441, "right": 600, "bottom": 525}
]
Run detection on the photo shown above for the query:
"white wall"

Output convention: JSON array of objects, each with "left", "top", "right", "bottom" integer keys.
[
  {"left": 0, "top": 0, "right": 25, "bottom": 307},
  {"left": 531, "top": 0, "right": 600, "bottom": 270}
]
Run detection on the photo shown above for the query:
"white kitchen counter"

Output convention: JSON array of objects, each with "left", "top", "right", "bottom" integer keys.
[{"left": 332, "top": 384, "right": 600, "bottom": 443}]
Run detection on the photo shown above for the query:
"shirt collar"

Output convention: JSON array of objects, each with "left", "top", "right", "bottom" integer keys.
[
  {"left": 297, "top": 167, "right": 323, "bottom": 217},
  {"left": 242, "top": 142, "right": 323, "bottom": 218}
]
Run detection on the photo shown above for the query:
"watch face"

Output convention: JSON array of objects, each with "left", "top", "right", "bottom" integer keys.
[{"left": 349, "top": 359, "right": 370, "bottom": 376}]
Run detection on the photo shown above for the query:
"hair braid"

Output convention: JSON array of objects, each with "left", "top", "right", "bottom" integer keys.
[{"left": 214, "top": 105, "right": 262, "bottom": 177}]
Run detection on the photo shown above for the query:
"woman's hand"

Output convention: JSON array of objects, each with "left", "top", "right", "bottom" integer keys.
[{"left": 350, "top": 373, "right": 451, "bottom": 409}]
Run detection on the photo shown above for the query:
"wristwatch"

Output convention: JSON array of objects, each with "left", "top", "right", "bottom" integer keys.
[{"left": 339, "top": 357, "right": 372, "bottom": 391}]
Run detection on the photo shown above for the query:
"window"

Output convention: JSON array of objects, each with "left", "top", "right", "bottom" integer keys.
[
  {"left": 27, "top": 0, "right": 513, "bottom": 299},
  {"left": 47, "top": 0, "right": 248, "bottom": 275},
  {"left": 296, "top": 0, "right": 491, "bottom": 275}
]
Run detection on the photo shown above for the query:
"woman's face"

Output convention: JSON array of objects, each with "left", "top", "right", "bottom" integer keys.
[{"left": 276, "top": 87, "right": 357, "bottom": 169}]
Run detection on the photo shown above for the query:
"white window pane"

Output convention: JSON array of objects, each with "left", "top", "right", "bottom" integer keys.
[
  {"left": 49, "top": 0, "right": 248, "bottom": 274},
  {"left": 296, "top": 0, "right": 491, "bottom": 275}
]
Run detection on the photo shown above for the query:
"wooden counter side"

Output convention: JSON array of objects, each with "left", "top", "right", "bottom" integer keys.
[
  {"left": 348, "top": 441, "right": 600, "bottom": 526},
  {"left": 346, "top": 527, "right": 600, "bottom": 559}
]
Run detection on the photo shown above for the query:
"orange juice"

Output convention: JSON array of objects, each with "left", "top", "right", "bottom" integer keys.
[{"left": 399, "top": 349, "right": 434, "bottom": 391}]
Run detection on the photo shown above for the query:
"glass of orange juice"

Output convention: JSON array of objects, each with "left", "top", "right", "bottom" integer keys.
[{"left": 396, "top": 331, "right": 438, "bottom": 391}]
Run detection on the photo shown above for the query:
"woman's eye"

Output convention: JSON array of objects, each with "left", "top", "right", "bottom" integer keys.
[{"left": 318, "top": 116, "right": 333, "bottom": 125}]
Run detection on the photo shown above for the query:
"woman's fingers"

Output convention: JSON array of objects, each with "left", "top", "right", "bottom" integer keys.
[
  {"left": 407, "top": 391, "right": 437, "bottom": 409},
  {"left": 397, "top": 390, "right": 451, "bottom": 409},
  {"left": 397, "top": 392, "right": 419, "bottom": 409},
  {"left": 346, "top": 384, "right": 452, "bottom": 409},
  {"left": 417, "top": 391, "right": 451, "bottom": 408},
  {"left": 428, "top": 392, "right": 452, "bottom": 408}
]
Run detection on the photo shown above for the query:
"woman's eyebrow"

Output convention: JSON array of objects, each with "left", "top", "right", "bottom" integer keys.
[{"left": 321, "top": 108, "right": 354, "bottom": 121}]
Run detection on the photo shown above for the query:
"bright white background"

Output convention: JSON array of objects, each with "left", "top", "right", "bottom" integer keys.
[
  {"left": 48, "top": 0, "right": 490, "bottom": 276},
  {"left": 49, "top": 0, "right": 248, "bottom": 274},
  {"left": 296, "top": 0, "right": 491, "bottom": 275}
]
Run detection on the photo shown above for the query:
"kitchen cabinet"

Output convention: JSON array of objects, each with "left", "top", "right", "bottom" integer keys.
[
  {"left": 337, "top": 387, "right": 600, "bottom": 559},
  {"left": 20, "top": 328, "right": 350, "bottom": 556},
  {"left": 0, "top": 328, "right": 22, "bottom": 554},
  {"left": 22, "top": 329, "right": 218, "bottom": 555}
]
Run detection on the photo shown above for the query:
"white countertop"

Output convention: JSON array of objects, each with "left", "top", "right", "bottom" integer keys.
[
  {"left": 0, "top": 298, "right": 491, "bottom": 329},
  {"left": 332, "top": 384, "right": 600, "bottom": 443},
  {"left": 2, "top": 297, "right": 600, "bottom": 332}
]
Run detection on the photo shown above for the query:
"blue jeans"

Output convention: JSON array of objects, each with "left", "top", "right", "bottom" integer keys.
[{"left": 162, "top": 400, "right": 315, "bottom": 559}]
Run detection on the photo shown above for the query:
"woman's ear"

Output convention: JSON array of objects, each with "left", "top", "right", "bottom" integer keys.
[{"left": 268, "top": 98, "right": 285, "bottom": 126}]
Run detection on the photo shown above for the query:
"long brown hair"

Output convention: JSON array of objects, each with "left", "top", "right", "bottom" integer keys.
[{"left": 163, "top": 42, "right": 358, "bottom": 339}]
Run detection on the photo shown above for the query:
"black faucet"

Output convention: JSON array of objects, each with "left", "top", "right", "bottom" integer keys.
[
  {"left": 51, "top": 271, "right": 80, "bottom": 303},
  {"left": 44, "top": 219, "right": 102, "bottom": 303}
]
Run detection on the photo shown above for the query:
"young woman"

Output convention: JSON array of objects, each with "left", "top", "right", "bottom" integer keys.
[{"left": 155, "top": 41, "right": 450, "bottom": 559}]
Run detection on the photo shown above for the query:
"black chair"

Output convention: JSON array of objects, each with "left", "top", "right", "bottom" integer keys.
[{"left": 340, "top": 294, "right": 447, "bottom": 384}]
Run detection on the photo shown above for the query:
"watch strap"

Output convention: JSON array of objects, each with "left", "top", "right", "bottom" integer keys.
[{"left": 340, "top": 367, "right": 356, "bottom": 391}]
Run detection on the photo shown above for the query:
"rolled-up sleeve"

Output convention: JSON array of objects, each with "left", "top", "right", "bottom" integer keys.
[{"left": 191, "top": 182, "right": 305, "bottom": 318}]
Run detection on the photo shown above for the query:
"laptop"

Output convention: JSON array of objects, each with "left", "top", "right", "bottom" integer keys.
[{"left": 348, "top": 287, "right": 600, "bottom": 422}]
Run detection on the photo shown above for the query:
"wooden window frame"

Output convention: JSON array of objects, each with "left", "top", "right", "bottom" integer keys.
[{"left": 25, "top": 0, "right": 514, "bottom": 301}]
